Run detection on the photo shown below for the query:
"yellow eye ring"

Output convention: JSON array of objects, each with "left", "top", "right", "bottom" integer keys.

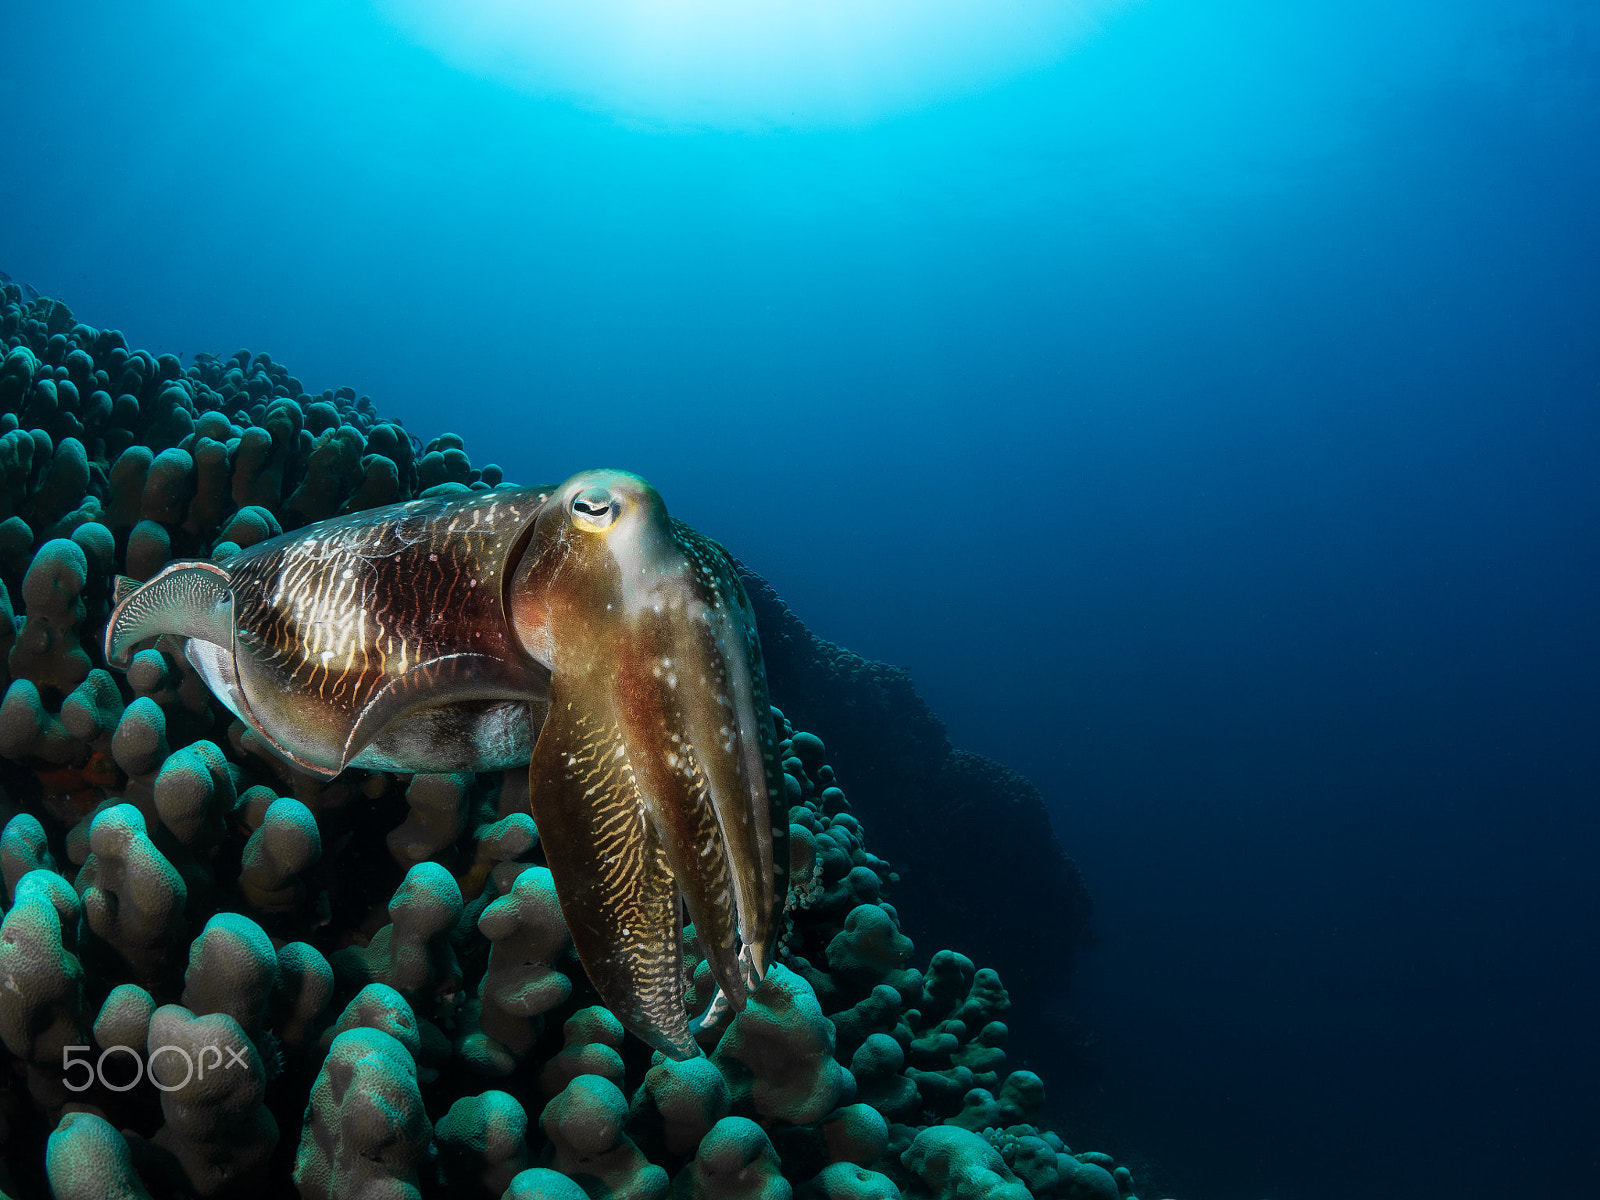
[{"left": 571, "top": 486, "right": 619, "bottom": 531}]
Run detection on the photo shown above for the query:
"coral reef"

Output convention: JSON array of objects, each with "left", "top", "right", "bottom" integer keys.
[{"left": 0, "top": 284, "right": 1155, "bottom": 1200}]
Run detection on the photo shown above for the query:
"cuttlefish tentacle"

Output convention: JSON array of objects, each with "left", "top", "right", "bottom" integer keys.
[
  {"left": 103, "top": 470, "right": 783, "bottom": 1058},
  {"left": 615, "top": 661, "right": 748, "bottom": 1015},
  {"left": 528, "top": 686, "right": 699, "bottom": 1057},
  {"left": 671, "top": 520, "right": 788, "bottom": 990}
]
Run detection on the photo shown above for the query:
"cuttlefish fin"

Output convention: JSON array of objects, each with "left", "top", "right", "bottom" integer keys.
[
  {"left": 105, "top": 561, "right": 235, "bottom": 670},
  {"left": 186, "top": 627, "right": 341, "bottom": 780},
  {"left": 529, "top": 683, "right": 697, "bottom": 1059},
  {"left": 106, "top": 561, "right": 338, "bottom": 780},
  {"left": 340, "top": 653, "right": 545, "bottom": 774}
]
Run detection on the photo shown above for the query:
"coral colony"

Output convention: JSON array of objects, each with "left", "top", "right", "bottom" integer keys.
[{"left": 0, "top": 283, "right": 1146, "bottom": 1200}]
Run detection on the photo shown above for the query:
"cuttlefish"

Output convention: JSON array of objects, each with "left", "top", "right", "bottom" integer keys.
[{"left": 104, "top": 470, "right": 786, "bottom": 1058}]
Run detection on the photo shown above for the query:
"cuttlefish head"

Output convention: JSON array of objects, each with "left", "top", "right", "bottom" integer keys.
[{"left": 508, "top": 469, "right": 786, "bottom": 1058}]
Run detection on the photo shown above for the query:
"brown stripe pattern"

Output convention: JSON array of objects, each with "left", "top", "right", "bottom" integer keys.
[
  {"left": 531, "top": 693, "right": 693, "bottom": 1054},
  {"left": 225, "top": 487, "right": 553, "bottom": 717}
]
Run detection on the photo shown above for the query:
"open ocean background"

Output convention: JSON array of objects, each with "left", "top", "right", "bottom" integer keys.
[{"left": 3, "top": 2, "right": 1597, "bottom": 1198}]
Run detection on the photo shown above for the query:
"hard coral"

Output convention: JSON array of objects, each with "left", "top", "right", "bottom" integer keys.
[{"left": 0, "top": 285, "right": 1140, "bottom": 1200}]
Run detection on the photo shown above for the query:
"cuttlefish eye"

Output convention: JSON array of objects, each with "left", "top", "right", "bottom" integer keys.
[{"left": 571, "top": 485, "right": 619, "bottom": 531}]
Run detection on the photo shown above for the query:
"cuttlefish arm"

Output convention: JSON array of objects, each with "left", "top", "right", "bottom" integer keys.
[{"left": 511, "top": 471, "right": 786, "bottom": 1059}]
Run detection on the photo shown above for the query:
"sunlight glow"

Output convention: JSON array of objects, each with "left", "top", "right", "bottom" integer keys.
[{"left": 375, "top": 0, "right": 1126, "bottom": 129}]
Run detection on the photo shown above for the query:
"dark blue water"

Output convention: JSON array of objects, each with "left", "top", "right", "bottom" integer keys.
[{"left": 4, "top": 3, "right": 1597, "bottom": 1198}]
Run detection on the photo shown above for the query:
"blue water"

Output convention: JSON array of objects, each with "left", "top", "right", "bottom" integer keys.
[{"left": 4, "top": 3, "right": 1597, "bottom": 1197}]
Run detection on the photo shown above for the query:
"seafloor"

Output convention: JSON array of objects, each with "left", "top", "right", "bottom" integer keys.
[{"left": 0, "top": 282, "right": 1145, "bottom": 1200}]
